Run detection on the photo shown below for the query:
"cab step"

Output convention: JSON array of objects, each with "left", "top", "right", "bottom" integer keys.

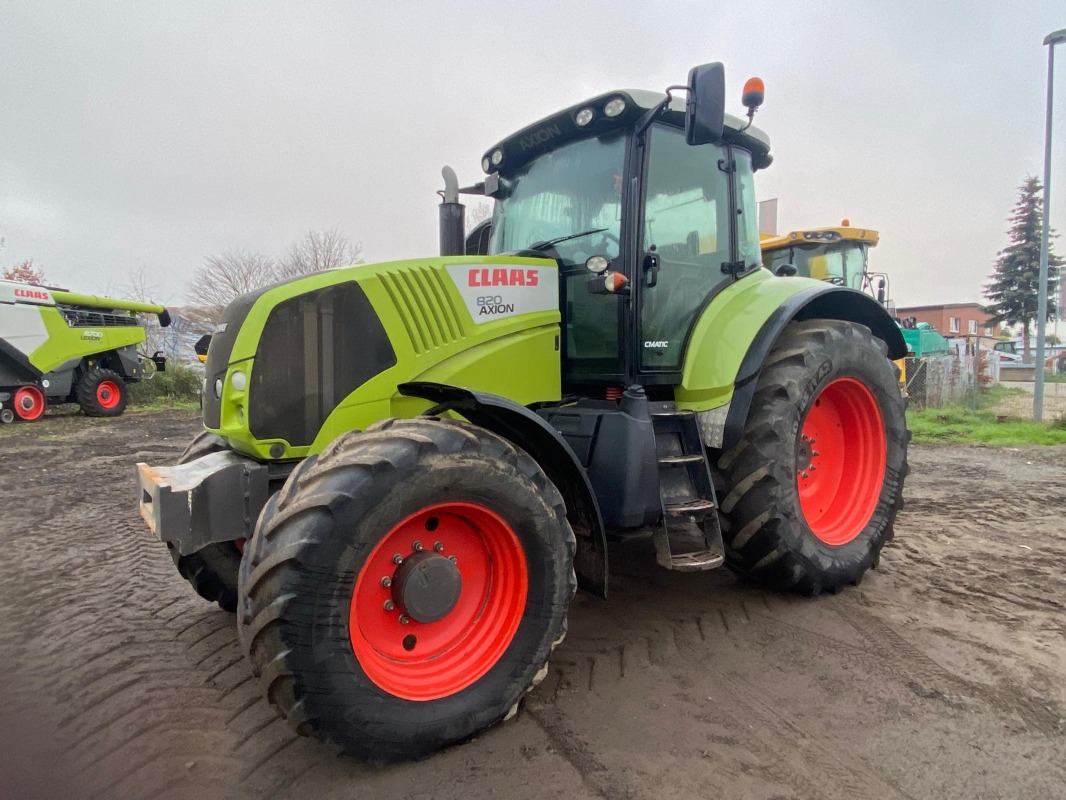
[
  {"left": 651, "top": 402, "right": 725, "bottom": 572},
  {"left": 657, "top": 454, "right": 706, "bottom": 466},
  {"left": 651, "top": 532, "right": 725, "bottom": 572}
]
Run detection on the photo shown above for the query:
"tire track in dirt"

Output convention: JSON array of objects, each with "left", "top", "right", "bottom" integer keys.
[
  {"left": 537, "top": 588, "right": 910, "bottom": 800},
  {"left": 4, "top": 415, "right": 1066, "bottom": 800}
]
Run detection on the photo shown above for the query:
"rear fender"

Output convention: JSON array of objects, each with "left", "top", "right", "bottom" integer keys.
[
  {"left": 398, "top": 381, "right": 608, "bottom": 598},
  {"left": 723, "top": 287, "right": 906, "bottom": 450},
  {"left": 676, "top": 271, "right": 905, "bottom": 450}
]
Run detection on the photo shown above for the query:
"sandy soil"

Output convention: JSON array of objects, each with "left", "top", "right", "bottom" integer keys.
[{"left": 1, "top": 408, "right": 1064, "bottom": 800}]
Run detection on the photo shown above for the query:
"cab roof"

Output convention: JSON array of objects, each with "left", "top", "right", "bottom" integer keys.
[
  {"left": 482, "top": 88, "right": 772, "bottom": 179},
  {"left": 760, "top": 227, "right": 880, "bottom": 251}
]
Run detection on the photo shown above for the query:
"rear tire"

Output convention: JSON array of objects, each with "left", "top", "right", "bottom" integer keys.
[
  {"left": 238, "top": 417, "right": 576, "bottom": 762},
  {"left": 166, "top": 431, "right": 243, "bottom": 612},
  {"left": 714, "top": 320, "right": 908, "bottom": 595},
  {"left": 76, "top": 367, "right": 127, "bottom": 417}
]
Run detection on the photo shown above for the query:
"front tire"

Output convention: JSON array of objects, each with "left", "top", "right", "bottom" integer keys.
[
  {"left": 714, "top": 320, "right": 908, "bottom": 595},
  {"left": 166, "top": 431, "right": 244, "bottom": 612},
  {"left": 76, "top": 367, "right": 127, "bottom": 417},
  {"left": 238, "top": 417, "right": 576, "bottom": 762}
]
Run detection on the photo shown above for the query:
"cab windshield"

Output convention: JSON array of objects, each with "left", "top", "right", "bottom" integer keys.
[
  {"left": 489, "top": 134, "right": 626, "bottom": 265},
  {"left": 766, "top": 242, "right": 868, "bottom": 290}
]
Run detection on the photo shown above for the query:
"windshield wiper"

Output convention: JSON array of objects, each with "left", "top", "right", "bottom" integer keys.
[{"left": 531, "top": 228, "right": 609, "bottom": 251}]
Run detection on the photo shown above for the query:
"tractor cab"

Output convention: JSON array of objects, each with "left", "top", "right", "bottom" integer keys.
[{"left": 458, "top": 72, "right": 773, "bottom": 390}]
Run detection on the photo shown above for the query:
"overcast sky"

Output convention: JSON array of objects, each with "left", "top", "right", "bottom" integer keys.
[{"left": 1, "top": 1, "right": 1063, "bottom": 309}]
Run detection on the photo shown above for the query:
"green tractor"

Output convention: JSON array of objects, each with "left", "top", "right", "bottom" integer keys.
[{"left": 138, "top": 63, "right": 908, "bottom": 761}]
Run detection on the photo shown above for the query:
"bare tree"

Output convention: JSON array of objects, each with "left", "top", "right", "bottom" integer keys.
[
  {"left": 116, "top": 265, "right": 169, "bottom": 354},
  {"left": 3, "top": 258, "right": 47, "bottom": 284},
  {"left": 465, "top": 201, "right": 493, "bottom": 235},
  {"left": 187, "top": 249, "right": 277, "bottom": 323},
  {"left": 277, "top": 228, "right": 362, "bottom": 279}
]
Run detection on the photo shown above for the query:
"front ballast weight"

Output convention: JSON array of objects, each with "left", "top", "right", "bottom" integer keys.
[{"left": 137, "top": 452, "right": 269, "bottom": 556}]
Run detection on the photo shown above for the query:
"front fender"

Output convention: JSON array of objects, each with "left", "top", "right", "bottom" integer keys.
[{"left": 398, "top": 381, "right": 608, "bottom": 598}]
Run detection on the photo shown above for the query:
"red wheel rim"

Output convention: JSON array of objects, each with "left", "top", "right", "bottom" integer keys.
[
  {"left": 349, "top": 502, "right": 528, "bottom": 701},
  {"left": 96, "top": 380, "right": 121, "bottom": 409},
  {"left": 797, "top": 378, "right": 886, "bottom": 545},
  {"left": 14, "top": 386, "right": 45, "bottom": 421}
]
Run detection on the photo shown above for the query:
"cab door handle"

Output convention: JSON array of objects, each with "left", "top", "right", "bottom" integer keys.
[{"left": 643, "top": 253, "right": 660, "bottom": 287}]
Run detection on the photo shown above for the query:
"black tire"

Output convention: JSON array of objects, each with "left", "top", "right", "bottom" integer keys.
[
  {"left": 76, "top": 367, "right": 128, "bottom": 417},
  {"left": 166, "top": 431, "right": 243, "bottom": 612},
  {"left": 713, "top": 320, "right": 908, "bottom": 595},
  {"left": 238, "top": 417, "right": 576, "bottom": 762}
]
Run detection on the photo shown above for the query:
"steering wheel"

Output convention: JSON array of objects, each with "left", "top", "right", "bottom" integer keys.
[{"left": 587, "top": 231, "right": 621, "bottom": 260}]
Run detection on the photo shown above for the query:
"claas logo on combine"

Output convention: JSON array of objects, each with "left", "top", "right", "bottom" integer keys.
[
  {"left": 14, "top": 287, "right": 50, "bottom": 301},
  {"left": 467, "top": 268, "right": 540, "bottom": 288}
]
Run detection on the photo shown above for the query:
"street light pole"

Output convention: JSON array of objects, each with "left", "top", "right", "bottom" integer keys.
[{"left": 1035, "top": 28, "right": 1066, "bottom": 422}]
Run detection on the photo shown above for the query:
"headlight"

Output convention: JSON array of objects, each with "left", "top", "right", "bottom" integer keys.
[
  {"left": 585, "top": 255, "right": 610, "bottom": 274},
  {"left": 230, "top": 370, "right": 247, "bottom": 391},
  {"left": 575, "top": 107, "right": 595, "bottom": 127},
  {"left": 482, "top": 156, "right": 491, "bottom": 172},
  {"left": 604, "top": 98, "right": 626, "bottom": 117},
  {"left": 214, "top": 378, "right": 223, "bottom": 398},
  {"left": 491, "top": 149, "right": 504, "bottom": 166}
]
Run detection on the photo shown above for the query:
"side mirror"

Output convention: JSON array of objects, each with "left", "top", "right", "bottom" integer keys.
[
  {"left": 774, "top": 263, "right": 797, "bottom": 277},
  {"left": 876, "top": 278, "right": 886, "bottom": 305},
  {"left": 685, "top": 63, "right": 725, "bottom": 145}
]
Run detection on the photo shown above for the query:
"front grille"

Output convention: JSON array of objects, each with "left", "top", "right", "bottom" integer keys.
[
  {"left": 59, "top": 306, "right": 138, "bottom": 328},
  {"left": 248, "top": 281, "right": 396, "bottom": 447},
  {"left": 377, "top": 266, "right": 465, "bottom": 354}
]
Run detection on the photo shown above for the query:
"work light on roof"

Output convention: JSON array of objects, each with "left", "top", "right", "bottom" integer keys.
[
  {"left": 575, "top": 107, "right": 595, "bottom": 127},
  {"left": 481, "top": 157, "right": 491, "bottom": 172},
  {"left": 491, "top": 149, "right": 504, "bottom": 166},
  {"left": 603, "top": 98, "right": 626, "bottom": 118}
]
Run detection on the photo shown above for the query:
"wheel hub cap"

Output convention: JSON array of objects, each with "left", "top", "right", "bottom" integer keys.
[
  {"left": 391, "top": 551, "right": 463, "bottom": 623},
  {"left": 797, "top": 377, "right": 887, "bottom": 545}
]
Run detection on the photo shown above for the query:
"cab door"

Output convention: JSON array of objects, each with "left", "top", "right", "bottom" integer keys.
[{"left": 635, "top": 123, "right": 760, "bottom": 377}]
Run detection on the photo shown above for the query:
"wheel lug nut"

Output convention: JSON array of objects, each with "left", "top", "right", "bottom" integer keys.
[
  {"left": 412, "top": 540, "right": 423, "bottom": 551},
  {"left": 801, "top": 471, "right": 809, "bottom": 479},
  {"left": 398, "top": 615, "right": 410, "bottom": 625},
  {"left": 392, "top": 554, "right": 403, "bottom": 565},
  {"left": 381, "top": 576, "right": 392, "bottom": 588},
  {"left": 384, "top": 599, "right": 395, "bottom": 611},
  {"left": 810, "top": 465, "right": 817, "bottom": 471},
  {"left": 448, "top": 555, "right": 457, "bottom": 564},
  {"left": 812, "top": 450, "right": 820, "bottom": 457},
  {"left": 433, "top": 541, "right": 444, "bottom": 553}
]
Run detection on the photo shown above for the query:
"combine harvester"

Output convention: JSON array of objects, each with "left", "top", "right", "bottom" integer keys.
[
  {"left": 0, "top": 279, "right": 169, "bottom": 422},
  {"left": 138, "top": 63, "right": 909, "bottom": 761}
]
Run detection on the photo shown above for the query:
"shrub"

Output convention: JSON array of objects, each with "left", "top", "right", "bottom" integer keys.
[{"left": 129, "top": 364, "right": 202, "bottom": 405}]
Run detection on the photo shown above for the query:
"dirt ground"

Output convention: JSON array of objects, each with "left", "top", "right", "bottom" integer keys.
[{"left": 1, "top": 408, "right": 1064, "bottom": 800}]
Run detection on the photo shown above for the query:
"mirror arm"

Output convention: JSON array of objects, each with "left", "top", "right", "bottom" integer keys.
[{"left": 635, "top": 85, "right": 688, "bottom": 140}]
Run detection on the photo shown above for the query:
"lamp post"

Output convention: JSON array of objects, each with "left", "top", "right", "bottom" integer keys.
[{"left": 1035, "top": 28, "right": 1066, "bottom": 422}]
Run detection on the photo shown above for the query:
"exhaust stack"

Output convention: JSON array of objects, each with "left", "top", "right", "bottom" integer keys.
[{"left": 439, "top": 166, "right": 466, "bottom": 257}]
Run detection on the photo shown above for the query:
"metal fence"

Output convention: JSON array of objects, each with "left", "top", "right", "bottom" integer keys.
[{"left": 905, "top": 353, "right": 978, "bottom": 409}]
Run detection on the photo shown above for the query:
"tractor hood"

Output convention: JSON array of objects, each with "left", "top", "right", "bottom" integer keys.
[{"left": 203, "top": 255, "right": 562, "bottom": 460}]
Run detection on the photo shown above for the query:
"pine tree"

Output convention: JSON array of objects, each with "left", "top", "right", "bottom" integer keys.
[{"left": 984, "top": 176, "right": 1063, "bottom": 362}]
